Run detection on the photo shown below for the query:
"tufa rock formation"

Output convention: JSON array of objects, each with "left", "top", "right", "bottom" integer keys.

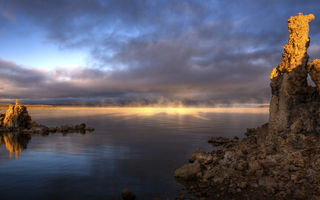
[
  {"left": 3, "top": 100, "right": 36, "bottom": 129},
  {"left": 175, "top": 13, "right": 320, "bottom": 199},
  {"left": 269, "top": 13, "right": 317, "bottom": 138}
]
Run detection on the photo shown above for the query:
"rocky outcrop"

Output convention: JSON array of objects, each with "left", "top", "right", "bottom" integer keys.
[
  {"left": 269, "top": 13, "right": 316, "bottom": 137},
  {"left": 175, "top": 13, "right": 320, "bottom": 199},
  {"left": 0, "top": 101, "right": 95, "bottom": 135},
  {"left": 175, "top": 124, "right": 320, "bottom": 199},
  {"left": 3, "top": 100, "right": 37, "bottom": 129}
]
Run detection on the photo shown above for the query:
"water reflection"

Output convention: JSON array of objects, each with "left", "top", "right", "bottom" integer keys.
[
  {"left": 0, "top": 133, "right": 31, "bottom": 158},
  {"left": 0, "top": 130, "right": 89, "bottom": 158},
  {"left": 0, "top": 107, "right": 269, "bottom": 199}
]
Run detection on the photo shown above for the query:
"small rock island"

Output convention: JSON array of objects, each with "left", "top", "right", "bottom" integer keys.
[
  {"left": 175, "top": 13, "right": 320, "bottom": 199},
  {"left": 0, "top": 100, "right": 94, "bottom": 134},
  {"left": 0, "top": 100, "right": 95, "bottom": 158}
]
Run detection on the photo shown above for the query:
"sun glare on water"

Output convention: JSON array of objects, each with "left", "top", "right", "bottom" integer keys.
[{"left": 26, "top": 106, "right": 269, "bottom": 120}]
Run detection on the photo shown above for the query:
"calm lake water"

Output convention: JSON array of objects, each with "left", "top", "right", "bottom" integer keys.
[{"left": 0, "top": 107, "right": 268, "bottom": 200}]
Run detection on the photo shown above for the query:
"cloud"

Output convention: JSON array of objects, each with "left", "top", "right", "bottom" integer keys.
[{"left": 1, "top": 0, "right": 320, "bottom": 104}]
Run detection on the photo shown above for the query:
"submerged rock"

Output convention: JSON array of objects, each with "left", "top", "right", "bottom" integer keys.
[
  {"left": 175, "top": 13, "right": 320, "bottom": 199},
  {"left": 121, "top": 188, "right": 136, "bottom": 200}
]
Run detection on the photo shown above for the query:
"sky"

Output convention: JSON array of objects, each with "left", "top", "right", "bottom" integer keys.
[{"left": 1, "top": 0, "right": 320, "bottom": 105}]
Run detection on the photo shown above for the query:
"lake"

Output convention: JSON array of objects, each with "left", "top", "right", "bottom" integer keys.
[{"left": 0, "top": 107, "right": 268, "bottom": 200}]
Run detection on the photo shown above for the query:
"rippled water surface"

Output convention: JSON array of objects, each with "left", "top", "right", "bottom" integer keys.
[{"left": 0, "top": 107, "right": 268, "bottom": 200}]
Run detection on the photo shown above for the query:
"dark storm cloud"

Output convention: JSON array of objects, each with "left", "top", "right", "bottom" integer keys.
[{"left": 1, "top": 0, "right": 320, "bottom": 104}]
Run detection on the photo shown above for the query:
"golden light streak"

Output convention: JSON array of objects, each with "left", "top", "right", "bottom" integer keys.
[{"left": 23, "top": 106, "right": 269, "bottom": 120}]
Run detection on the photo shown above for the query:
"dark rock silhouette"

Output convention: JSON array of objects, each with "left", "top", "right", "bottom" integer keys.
[{"left": 175, "top": 13, "right": 320, "bottom": 199}]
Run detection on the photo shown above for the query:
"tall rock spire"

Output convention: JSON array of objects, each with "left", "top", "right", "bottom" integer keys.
[
  {"left": 269, "top": 13, "right": 315, "bottom": 136},
  {"left": 270, "top": 13, "right": 315, "bottom": 79}
]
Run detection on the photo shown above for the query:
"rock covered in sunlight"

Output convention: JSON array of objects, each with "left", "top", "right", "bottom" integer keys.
[
  {"left": 271, "top": 13, "right": 314, "bottom": 76},
  {"left": 269, "top": 13, "right": 316, "bottom": 136},
  {"left": 3, "top": 100, "right": 36, "bottom": 129},
  {"left": 175, "top": 13, "right": 320, "bottom": 199}
]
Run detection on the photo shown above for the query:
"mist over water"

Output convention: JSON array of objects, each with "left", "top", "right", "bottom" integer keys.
[{"left": 0, "top": 107, "right": 268, "bottom": 199}]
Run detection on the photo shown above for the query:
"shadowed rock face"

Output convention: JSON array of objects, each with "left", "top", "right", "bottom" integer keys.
[
  {"left": 308, "top": 59, "right": 320, "bottom": 89},
  {"left": 3, "top": 100, "right": 36, "bottom": 129}
]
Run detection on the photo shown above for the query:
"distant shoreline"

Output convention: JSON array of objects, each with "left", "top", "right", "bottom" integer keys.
[{"left": 0, "top": 103, "right": 269, "bottom": 110}]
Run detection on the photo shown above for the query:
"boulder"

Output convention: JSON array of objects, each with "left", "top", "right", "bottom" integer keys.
[
  {"left": 86, "top": 127, "right": 95, "bottom": 132},
  {"left": 174, "top": 161, "right": 202, "bottom": 181},
  {"left": 121, "top": 188, "right": 136, "bottom": 200},
  {"left": 60, "top": 124, "right": 74, "bottom": 132},
  {"left": 189, "top": 150, "right": 213, "bottom": 164},
  {"left": 208, "top": 136, "right": 231, "bottom": 146}
]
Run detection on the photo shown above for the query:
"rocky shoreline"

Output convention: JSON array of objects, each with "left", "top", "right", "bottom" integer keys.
[{"left": 174, "top": 13, "right": 320, "bottom": 199}]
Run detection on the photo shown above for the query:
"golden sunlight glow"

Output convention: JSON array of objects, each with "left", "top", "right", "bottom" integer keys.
[
  {"left": 25, "top": 106, "right": 269, "bottom": 120},
  {"left": 102, "top": 107, "right": 268, "bottom": 117},
  {"left": 270, "top": 68, "right": 279, "bottom": 79}
]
